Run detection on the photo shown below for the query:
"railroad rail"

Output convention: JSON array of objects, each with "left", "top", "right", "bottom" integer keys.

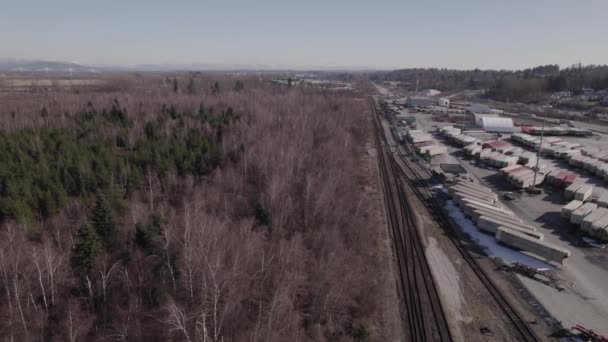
[
  {"left": 383, "top": 116, "right": 541, "bottom": 341},
  {"left": 370, "top": 97, "right": 453, "bottom": 342}
]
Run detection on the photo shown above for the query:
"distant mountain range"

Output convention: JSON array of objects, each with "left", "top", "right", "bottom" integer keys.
[
  {"left": 0, "top": 59, "right": 101, "bottom": 73},
  {"left": 0, "top": 58, "right": 389, "bottom": 73}
]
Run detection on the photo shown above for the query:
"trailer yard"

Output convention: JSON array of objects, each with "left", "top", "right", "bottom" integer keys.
[{"left": 374, "top": 86, "right": 608, "bottom": 336}]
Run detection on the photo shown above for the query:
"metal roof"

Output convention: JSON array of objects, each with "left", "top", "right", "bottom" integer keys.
[{"left": 481, "top": 117, "right": 514, "bottom": 133}]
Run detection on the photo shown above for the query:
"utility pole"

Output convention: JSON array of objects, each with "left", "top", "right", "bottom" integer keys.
[{"left": 530, "top": 110, "right": 548, "bottom": 193}]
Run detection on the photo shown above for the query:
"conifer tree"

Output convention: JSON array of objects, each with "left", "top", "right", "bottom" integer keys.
[
  {"left": 71, "top": 223, "right": 99, "bottom": 279},
  {"left": 91, "top": 195, "right": 117, "bottom": 249}
]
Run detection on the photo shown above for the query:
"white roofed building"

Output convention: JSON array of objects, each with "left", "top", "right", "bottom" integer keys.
[{"left": 481, "top": 117, "right": 515, "bottom": 133}]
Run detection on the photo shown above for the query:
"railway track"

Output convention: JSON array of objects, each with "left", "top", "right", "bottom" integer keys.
[
  {"left": 370, "top": 97, "right": 453, "bottom": 342},
  {"left": 374, "top": 100, "right": 541, "bottom": 341}
]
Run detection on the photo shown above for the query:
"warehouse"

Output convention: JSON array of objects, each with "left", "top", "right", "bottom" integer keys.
[
  {"left": 481, "top": 117, "right": 515, "bottom": 133},
  {"left": 495, "top": 227, "right": 571, "bottom": 264}
]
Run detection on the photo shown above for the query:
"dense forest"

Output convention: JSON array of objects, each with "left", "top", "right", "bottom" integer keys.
[
  {"left": 371, "top": 64, "right": 608, "bottom": 103},
  {"left": 0, "top": 76, "right": 387, "bottom": 341}
]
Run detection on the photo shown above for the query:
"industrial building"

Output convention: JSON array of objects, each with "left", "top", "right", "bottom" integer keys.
[
  {"left": 473, "top": 113, "right": 499, "bottom": 126},
  {"left": 438, "top": 98, "right": 450, "bottom": 107},
  {"left": 480, "top": 117, "right": 515, "bottom": 133}
]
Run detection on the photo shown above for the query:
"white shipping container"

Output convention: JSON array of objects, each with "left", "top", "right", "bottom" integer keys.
[
  {"left": 574, "top": 185, "right": 593, "bottom": 202},
  {"left": 495, "top": 227, "right": 571, "bottom": 264},
  {"left": 581, "top": 208, "right": 608, "bottom": 232},
  {"left": 564, "top": 183, "right": 583, "bottom": 200},
  {"left": 454, "top": 181, "right": 493, "bottom": 194},
  {"left": 590, "top": 215, "right": 608, "bottom": 237},
  {"left": 471, "top": 209, "right": 522, "bottom": 224},
  {"left": 571, "top": 202, "right": 598, "bottom": 225},
  {"left": 449, "top": 186, "right": 498, "bottom": 202},
  {"left": 598, "top": 192, "right": 608, "bottom": 208},
  {"left": 562, "top": 200, "right": 583, "bottom": 218}
]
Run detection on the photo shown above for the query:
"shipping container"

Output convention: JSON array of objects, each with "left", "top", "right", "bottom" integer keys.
[
  {"left": 564, "top": 183, "right": 583, "bottom": 200},
  {"left": 581, "top": 208, "right": 608, "bottom": 232},
  {"left": 495, "top": 227, "right": 571, "bottom": 264},
  {"left": 458, "top": 197, "right": 504, "bottom": 213},
  {"left": 500, "top": 164, "right": 521, "bottom": 175},
  {"left": 590, "top": 215, "right": 608, "bottom": 238},
  {"left": 463, "top": 202, "right": 513, "bottom": 218},
  {"left": 598, "top": 192, "right": 608, "bottom": 208},
  {"left": 562, "top": 200, "right": 583, "bottom": 218},
  {"left": 563, "top": 173, "right": 579, "bottom": 188},
  {"left": 574, "top": 185, "right": 593, "bottom": 202},
  {"left": 452, "top": 192, "right": 499, "bottom": 208},
  {"left": 548, "top": 170, "right": 569, "bottom": 187},
  {"left": 454, "top": 181, "right": 493, "bottom": 194},
  {"left": 471, "top": 209, "right": 522, "bottom": 224},
  {"left": 571, "top": 202, "right": 597, "bottom": 225},
  {"left": 449, "top": 186, "right": 498, "bottom": 202},
  {"left": 477, "top": 215, "right": 540, "bottom": 236}
]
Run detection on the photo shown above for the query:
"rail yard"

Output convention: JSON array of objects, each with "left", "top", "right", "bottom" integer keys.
[{"left": 371, "top": 82, "right": 608, "bottom": 341}]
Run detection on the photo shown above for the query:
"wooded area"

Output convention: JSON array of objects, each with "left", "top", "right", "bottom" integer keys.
[
  {"left": 0, "top": 76, "right": 385, "bottom": 341},
  {"left": 372, "top": 64, "right": 608, "bottom": 103}
]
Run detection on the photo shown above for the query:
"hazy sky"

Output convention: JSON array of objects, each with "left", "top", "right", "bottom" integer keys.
[{"left": 1, "top": 0, "right": 607, "bottom": 70}]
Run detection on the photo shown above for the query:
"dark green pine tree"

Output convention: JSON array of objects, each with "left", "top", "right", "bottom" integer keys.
[
  {"left": 71, "top": 223, "right": 99, "bottom": 279},
  {"left": 91, "top": 195, "right": 117, "bottom": 250}
]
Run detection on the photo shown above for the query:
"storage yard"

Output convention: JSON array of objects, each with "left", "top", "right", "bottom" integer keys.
[{"left": 374, "top": 83, "right": 608, "bottom": 339}]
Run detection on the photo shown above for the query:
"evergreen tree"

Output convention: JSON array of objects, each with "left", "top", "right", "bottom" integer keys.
[
  {"left": 91, "top": 195, "right": 117, "bottom": 249},
  {"left": 173, "top": 78, "right": 179, "bottom": 93},
  {"left": 187, "top": 77, "right": 196, "bottom": 94},
  {"left": 211, "top": 81, "right": 221, "bottom": 95},
  {"left": 71, "top": 223, "right": 99, "bottom": 279},
  {"left": 234, "top": 80, "right": 244, "bottom": 92}
]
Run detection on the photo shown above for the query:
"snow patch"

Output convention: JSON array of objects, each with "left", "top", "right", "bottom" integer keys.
[
  {"left": 431, "top": 184, "right": 448, "bottom": 194},
  {"left": 444, "top": 200, "right": 553, "bottom": 269}
]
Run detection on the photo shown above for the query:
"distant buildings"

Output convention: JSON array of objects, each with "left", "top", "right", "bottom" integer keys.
[
  {"left": 467, "top": 103, "right": 492, "bottom": 114},
  {"left": 438, "top": 97, "right": 450, "bottom": 107},
  {"left": 472, "top": 113, "right": 499, "bottom": 126},
  {"left": 418, "top": 89, "right": 441, "bottom": 97},
  {"left": 406, "top": 96, "right": 434, "bottom": 108}
]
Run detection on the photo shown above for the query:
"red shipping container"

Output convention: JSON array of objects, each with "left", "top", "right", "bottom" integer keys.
[
  {"left": 504, "top": 166, "right": 527, "bottom": 175},
  {"left": 563, "top": 172, "right": 578, "bottom": 188},
  {"left": 551, "top": 170, "right": 569, "bottom": 187}
]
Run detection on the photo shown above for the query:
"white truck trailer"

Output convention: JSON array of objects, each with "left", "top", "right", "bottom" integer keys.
[
  {"left": 495, "top": 227, "right": 571, "bottom": 264},
  {"left": 581, "top": 208, "right": 608, "bottom": 232},
  {"left": 571, "top": 202, "right": 598, "bottom": 225},
  {"left": 574, "top": 185, "right": 593, "bottom": 202},
  {"left": 562, "top": 200, "right": 583, "bottom": 219}
]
